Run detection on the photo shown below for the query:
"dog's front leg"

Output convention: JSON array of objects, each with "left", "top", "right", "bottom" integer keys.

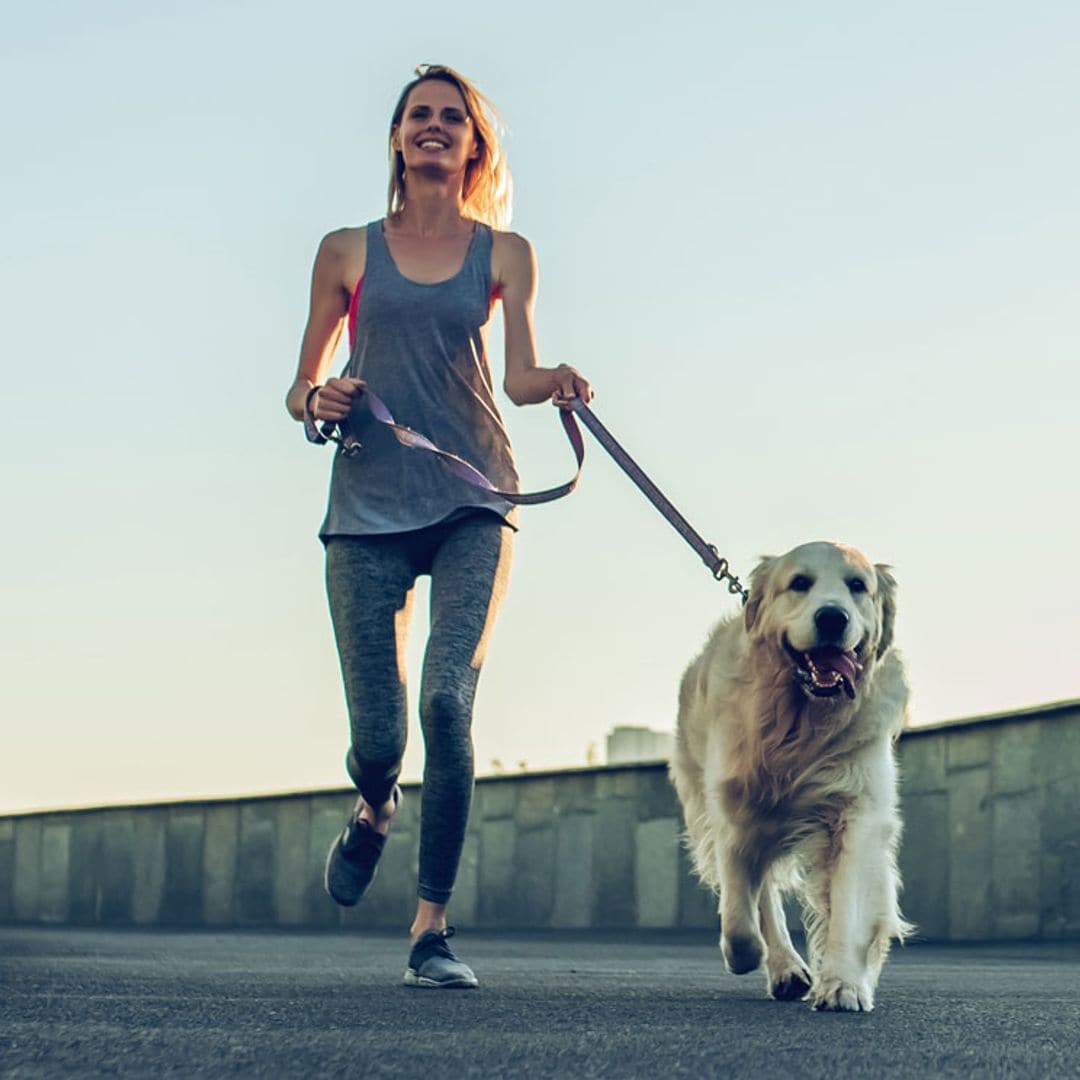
[
  {"left": 760, "top": 880, "right": 812, "bottom": 1000},
  {"left": 810, "top": 811, "right": 901, "bottom": 1013},
  {"left": 718, "top": 845, "right": 765, "bottom": 975}
]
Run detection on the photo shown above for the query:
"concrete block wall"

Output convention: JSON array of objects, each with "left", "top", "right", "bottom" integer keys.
[
  {"left": 2, "top": 700, "right": 1077, "bottom": 940},
  {"left": 0, "top": 771, "right": 713, "bottom": 934},
  {"left": 899, "top": 700, "right": 1080, "bottom": 941}
]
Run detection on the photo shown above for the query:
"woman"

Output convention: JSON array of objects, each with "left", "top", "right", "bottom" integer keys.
[{"left": 285, "top": 65, "right": 592, "bottom": 988}]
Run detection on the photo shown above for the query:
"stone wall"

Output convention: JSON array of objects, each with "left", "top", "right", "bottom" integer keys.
[
  {"left": 2, "top": 700, "right": 1077, "bottom": 940},
  {"left": 899, "top": 700, "right": 1080, "bottom": 940}
]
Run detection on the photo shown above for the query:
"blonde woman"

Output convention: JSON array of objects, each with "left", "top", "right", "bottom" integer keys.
[{"left": 286, "top": 65, "right": 592, "bottom": 988}]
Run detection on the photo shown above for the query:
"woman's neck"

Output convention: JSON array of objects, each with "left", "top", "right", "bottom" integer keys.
[{"left": 392, "top": 179, "right": 470, "bottom": 238}]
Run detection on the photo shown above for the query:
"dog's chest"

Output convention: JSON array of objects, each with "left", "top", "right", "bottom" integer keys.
[{"left": 722, "top": 765, "right": 853, "bottom": 857}]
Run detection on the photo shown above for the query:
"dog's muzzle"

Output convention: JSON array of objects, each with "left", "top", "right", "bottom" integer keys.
[{"left": 783, "top": 636, "right": 863, "bottom": 699}]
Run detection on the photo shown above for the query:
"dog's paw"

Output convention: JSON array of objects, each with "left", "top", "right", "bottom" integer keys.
[
  {"left": 810, "top": 974, "right": 874, "bottom": 1013},
  {"left": 768, "top": 958, "right": 812, "bottom": 1001},
  {"left": 721, "top": 933, "right": 764, "bottom": 975}
]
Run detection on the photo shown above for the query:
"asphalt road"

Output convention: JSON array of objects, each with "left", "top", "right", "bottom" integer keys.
[{"left": 1, "top": 927, "right": 1078, "bottom": 1078}]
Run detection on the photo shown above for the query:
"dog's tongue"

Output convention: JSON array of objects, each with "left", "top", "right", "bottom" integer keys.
[{"left": 806, "top": 647, "right": 861, "bottom": 698}]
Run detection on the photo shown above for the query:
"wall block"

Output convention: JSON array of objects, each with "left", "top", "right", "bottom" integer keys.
[{"left": 2, "top": 702, "right": 1078, "bottom": 941}]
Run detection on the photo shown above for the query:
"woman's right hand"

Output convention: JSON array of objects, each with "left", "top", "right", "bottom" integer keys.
[{"left": 311, "top": 377, "right": 366, "bottom": 422}]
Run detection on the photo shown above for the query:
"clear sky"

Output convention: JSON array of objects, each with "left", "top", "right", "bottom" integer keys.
[{"left": 2, "top": 1, "right": 1077, "bottom": 814}]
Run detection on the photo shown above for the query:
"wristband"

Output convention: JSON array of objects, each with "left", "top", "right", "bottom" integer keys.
[{"left": 303, "top": 385, "right": 328, "bottom": 444}]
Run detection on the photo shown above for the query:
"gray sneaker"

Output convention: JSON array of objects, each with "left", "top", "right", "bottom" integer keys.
[
  {"left": 403, "top": 928, "right": 479, "bottom": 989},
  {"left": 323, "top": 786, "right": 401, "bottom": 907}
]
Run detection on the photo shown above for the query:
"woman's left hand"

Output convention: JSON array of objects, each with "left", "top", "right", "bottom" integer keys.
[{"left": 551, "top": 364, "right": 594, "bottom": 409}]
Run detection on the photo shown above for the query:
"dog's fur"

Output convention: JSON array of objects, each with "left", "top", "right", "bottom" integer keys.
[{"left": 670, "top": 541, "right": 912, "bottom": 1012}]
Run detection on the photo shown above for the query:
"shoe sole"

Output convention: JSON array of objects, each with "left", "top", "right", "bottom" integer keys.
[{"left": 403, "top": 969, "right": 479, "bottom": 989}]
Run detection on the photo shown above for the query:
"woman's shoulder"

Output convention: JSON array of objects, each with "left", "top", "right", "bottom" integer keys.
[
  {"left": 489, "top": 228, "right": 536, "bottom": 296},
  {"left": 316, "top": 224, "right": 373, "bottom": 284},
  {"left": 319, "top": 224, "right": 372, "bottom": 257},
  {"left": 490, "top": 228, "right": 536, "bottom": 282},
  {"left": 489, "top": 227, "right": 533, "bottom": 256}
]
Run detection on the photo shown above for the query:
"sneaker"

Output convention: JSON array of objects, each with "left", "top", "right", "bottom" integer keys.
[
  {"left": 323, "top": 786, "right": 401, "bottom": 907},
  {"left": 403, "top": 928, "right": 479, "bottom": 989}
]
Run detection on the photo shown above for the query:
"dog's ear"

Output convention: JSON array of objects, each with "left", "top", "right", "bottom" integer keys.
[
  {"left": 875, "top": 563, "right": 897, "bottom": 658},
  {"left": 744, "top": 555, "right": 776, "bottom": 634}
]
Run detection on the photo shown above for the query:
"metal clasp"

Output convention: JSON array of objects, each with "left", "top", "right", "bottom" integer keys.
[
  {"left": 707, "top": 545, "right": 750, "bottom": 605},
  {"left": 321, "top": 423, "right": 362, "bottom": 457}
]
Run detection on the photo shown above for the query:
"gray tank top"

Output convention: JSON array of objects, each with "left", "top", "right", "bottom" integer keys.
[{"left": 319, "top": 219, "right": 520, "bottom": 540}]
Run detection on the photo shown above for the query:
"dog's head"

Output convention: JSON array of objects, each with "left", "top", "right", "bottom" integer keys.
[{"left": 744, "top": 541, "right": 896, "bottom": 701}]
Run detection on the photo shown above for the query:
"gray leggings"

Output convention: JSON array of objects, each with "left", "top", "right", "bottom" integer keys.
[{"left": 325, "top": 511, "right": 513, "bottom": 904}]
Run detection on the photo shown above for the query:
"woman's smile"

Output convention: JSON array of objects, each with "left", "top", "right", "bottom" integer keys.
[{"left": 395, "top": 79, "right": 476, "bottom": 170}]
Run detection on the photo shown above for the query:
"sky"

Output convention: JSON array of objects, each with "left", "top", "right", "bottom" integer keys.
[{"left": 1, "top": 0, "right": 1077, "bottom": 814}]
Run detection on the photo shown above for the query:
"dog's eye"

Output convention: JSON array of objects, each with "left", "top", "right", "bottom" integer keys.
[
  {"left": 849, "top": 578, "right": 867, "bottom": 594},
  {"left": 789, "top": 574, "right": 813, "bottom": 592}
]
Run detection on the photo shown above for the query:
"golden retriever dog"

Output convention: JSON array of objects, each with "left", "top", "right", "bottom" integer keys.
[{"left": 670, "top": 541, "right": 912, "bottom": 1012}]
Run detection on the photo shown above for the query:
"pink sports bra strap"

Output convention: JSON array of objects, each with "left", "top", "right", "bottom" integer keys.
[{"left": 347, "top": 277, "right": 363, "bottom": 350}]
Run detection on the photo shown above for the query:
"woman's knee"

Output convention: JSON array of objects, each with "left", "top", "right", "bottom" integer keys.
[
  {"left": 420, "top": 682, "right": 472, "bottom": 726},
  {"left": 345, "top": 747, "right": 402, "bottom": 804},
  {"left": 419, "top": 683, "right": 476, "bottom": 755}
]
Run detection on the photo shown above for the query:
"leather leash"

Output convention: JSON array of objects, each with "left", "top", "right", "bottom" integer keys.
[
  {"left": 307, "top": 385, "right": 585, "bottom": 505},
  {"left": 567, "top": 399, "right": 749, "bottom": 604},
  {"left": 309, "top": 387, "right": 747, "bottom": 602}
]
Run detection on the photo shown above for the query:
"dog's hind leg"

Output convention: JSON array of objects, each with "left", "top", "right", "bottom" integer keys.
[{"left": 759, "top": 877, "right": 812, "bottom": 1001}]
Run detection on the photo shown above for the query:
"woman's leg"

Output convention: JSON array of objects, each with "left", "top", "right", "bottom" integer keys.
[
  {"left": 411, "top": 514, "right": 513, "bottom": 934},
  {"left": 325, "top": 535, "right": 418, "bottom": 815}
]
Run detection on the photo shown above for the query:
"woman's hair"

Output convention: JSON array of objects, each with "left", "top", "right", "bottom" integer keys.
[{"left": 387, "top": 64, "right": 512, "bottom": 229}]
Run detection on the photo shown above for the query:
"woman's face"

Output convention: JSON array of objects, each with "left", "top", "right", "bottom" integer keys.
[{"left": 393, "top": 79, "right": 479, "bottom": 179}]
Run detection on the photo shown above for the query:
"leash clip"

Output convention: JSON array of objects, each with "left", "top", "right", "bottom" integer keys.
[
  {"left": 709, "top": 551, "right": 730, "bottom": 579},
  {"left": 319, "top": 422, "right": 362, "bottom": 457},
  {"left": 707, "top": 546, "right": 750, "bottom": 605},
  {"left": 334, "top": 432, "right": 363, "bottom": 457}
]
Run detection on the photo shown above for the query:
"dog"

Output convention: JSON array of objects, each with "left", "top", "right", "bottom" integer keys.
[{"left": 669, "top": 541, "right": 912, "bottom": 1012}]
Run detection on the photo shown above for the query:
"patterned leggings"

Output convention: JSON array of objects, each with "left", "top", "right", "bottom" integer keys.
[{"left": 324, "top": 511, "right": 513, "bottom": 904}]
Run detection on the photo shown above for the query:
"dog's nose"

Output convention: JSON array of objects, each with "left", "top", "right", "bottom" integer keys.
[{"left": 814, "top": 605, "right": 849, "bottom": 643}]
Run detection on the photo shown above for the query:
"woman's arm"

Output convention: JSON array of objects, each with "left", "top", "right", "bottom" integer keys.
[
  {"left": 285, "top": 229, "right": 365, "bottom": 423},
  {"left": 497, "top": 232, "right": 592, "bottom": 408}
]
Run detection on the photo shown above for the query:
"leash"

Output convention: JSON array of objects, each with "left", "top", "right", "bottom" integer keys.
[
  {"left": 308, "top": 387, "right": 748, "bottom": 603},
  {"left": 567, "top": 399, "right": 749, "bottom": 604},
  {"left": 307, "top": 385, "right": 585, "bottom": 505}
]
